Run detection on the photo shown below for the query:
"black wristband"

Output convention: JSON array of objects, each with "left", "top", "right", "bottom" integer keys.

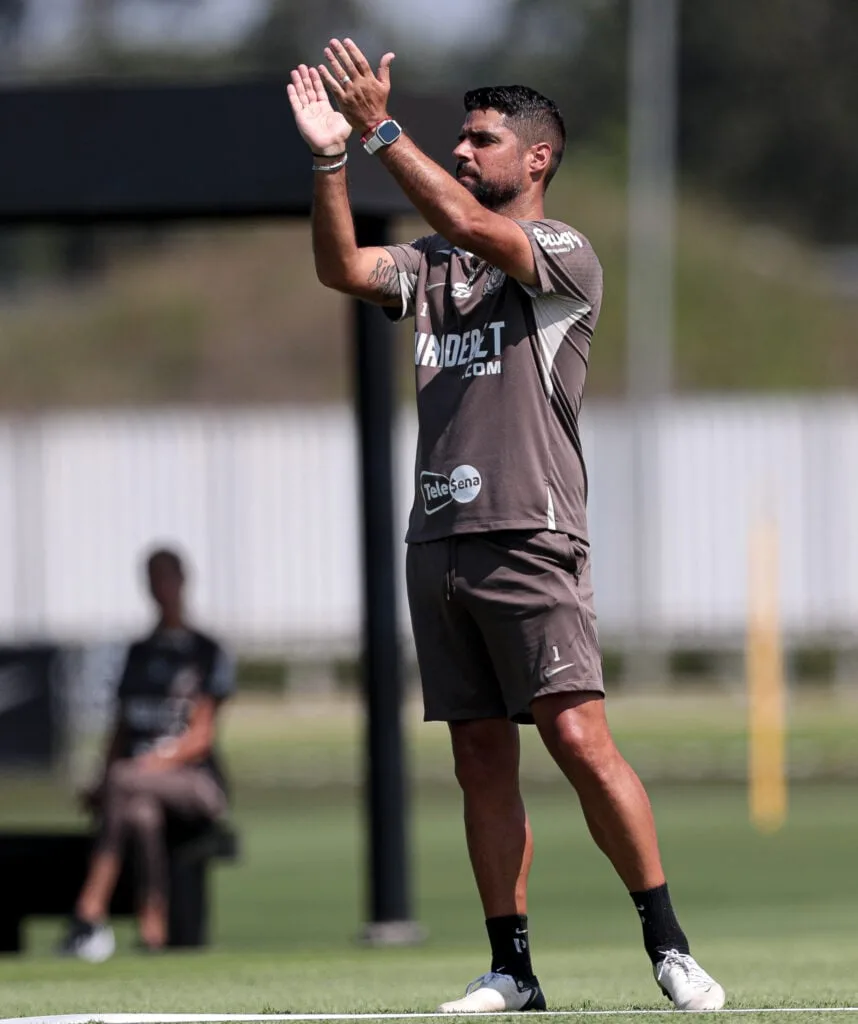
[{"left": 311, "top": 150, "right": 347, "bottom": 158}]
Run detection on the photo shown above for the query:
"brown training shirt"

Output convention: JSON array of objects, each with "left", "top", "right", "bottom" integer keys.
[{"left": 384, "top": 218, "right": 603, "bottom": 544}]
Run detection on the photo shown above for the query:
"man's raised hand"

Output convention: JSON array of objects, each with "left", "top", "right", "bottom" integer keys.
[
  {"left": 319, "top": 38, "right": 395, "bottom": 134},
  {"left": 286, "top": 63, "right": 351, "bottom": 156}
]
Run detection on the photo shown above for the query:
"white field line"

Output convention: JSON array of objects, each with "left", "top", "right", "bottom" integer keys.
[{"left": 4, "top": 1010, "right": 858, "bottom": 1024}]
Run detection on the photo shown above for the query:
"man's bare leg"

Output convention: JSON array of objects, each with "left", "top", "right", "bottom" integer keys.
[
  {"left": 530, "top": 691, "right": 664, "bottom": 891},
  {"left": 75, "top": 850, "right": 122, "bottom": 923},
  {"left": 529, "top": 691, "right": 726, "bottom": 1009},
  {"left": 449, "top": 717, "right": 532, "bottom": 917},
  {"left": 437, "top": 719, "right": 543, "bottom": 1012}
]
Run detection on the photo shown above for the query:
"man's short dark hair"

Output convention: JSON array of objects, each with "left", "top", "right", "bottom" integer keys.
[
  {"left": 146, "top": 546, "right": 185, "bottom": 579},
  {"left": 463, "top": 85, "right": 567, "bottom": 188}
]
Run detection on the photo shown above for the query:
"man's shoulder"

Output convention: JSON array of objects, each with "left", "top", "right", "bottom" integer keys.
[
  {"left": 125, "top": 635, "right": 153, "bottom": 657},
  {"left": 187, "top": 628, "right": 223, "bottom": 659},
  {"left": 518, "top": 218, "right": 597, "bottom": 257}
]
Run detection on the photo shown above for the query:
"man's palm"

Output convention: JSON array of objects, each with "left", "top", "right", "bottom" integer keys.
[
  {"left": 288, "top": 64, "right": 351, "bottom": 152},
  {"left": 297, "top": 98, "right": 350, "bottom": 149}
]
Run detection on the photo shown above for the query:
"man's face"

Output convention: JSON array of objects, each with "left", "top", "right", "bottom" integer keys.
[
  {"left": 148, "top": 559, "right": 183, "bottom": 613},
  {"left": 453, "top": 108, "right": 525, "bottom": 211}
]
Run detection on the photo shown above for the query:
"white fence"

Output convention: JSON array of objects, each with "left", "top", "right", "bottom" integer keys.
[{"left": 1, "top": 397, "right": 857, "bottom": 654}]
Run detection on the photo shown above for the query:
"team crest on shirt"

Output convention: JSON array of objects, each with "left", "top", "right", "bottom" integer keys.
[{"left": 484, "top": 266, "right": 506, "bottom": 295}]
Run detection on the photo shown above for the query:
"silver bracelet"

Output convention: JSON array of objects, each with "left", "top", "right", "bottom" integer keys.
[{"left": 312, "top": 154, "right": 348, "bottom": 173}]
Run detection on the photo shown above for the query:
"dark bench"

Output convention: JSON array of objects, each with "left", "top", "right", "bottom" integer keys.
[{"left": 0, "top": 818, "right": 239, "bottom": 953}]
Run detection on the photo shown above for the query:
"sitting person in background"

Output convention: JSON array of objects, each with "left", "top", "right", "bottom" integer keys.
[{"left": 58, "top": 546, "right": 235, "bottom": 962}]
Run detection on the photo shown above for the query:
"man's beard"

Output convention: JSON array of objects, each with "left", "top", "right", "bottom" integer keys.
[{"left": 459, "top": 173, "right": 522, "bottom": 211}]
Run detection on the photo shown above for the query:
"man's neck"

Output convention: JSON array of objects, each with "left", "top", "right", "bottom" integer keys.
[{"left": 494, "top": 196, "right": 545, "bottom": 221}]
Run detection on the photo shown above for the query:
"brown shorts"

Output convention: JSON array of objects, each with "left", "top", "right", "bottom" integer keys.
[{"left": 406, "top": 530, "right": 604, "bottom": 724}]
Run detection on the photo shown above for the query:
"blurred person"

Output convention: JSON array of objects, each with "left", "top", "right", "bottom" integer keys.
[
  {"left": 286, "top": 40, "right": 726, "bottom": 1013},
  {"left": 57, "top": 547, "right": 235, "bottom": 962}
]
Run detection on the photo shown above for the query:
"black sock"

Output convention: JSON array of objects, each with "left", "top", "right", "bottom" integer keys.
[
  {"left": 486, "top": 914, "right": 535, "bottom": 980},
  {"left": 629, "top": 883, "right": 690, "bottom": 965}
]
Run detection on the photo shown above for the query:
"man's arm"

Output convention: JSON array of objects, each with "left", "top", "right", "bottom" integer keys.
[
  {"left": 287, "top": 63, "right": 402, "bottom": 306},
  {"left": 377, "top": 137, "right": 538, "bottom": 288},
  {"left": 135, "top": 696, "right": 220, "bottom": 773},
  {"left": 310, "top": 156, "right": 402, "bottom": 305},
  {"left": 318, "top": 38, "right": 538, "bottom": 287}
]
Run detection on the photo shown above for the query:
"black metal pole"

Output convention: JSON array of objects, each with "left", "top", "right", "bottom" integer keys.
[{"left": 353, "top": 214, "right": 422, "bottom": 945}]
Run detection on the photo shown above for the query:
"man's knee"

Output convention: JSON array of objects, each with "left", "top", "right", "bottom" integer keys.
[
  {"left": 450, "top": 718, "right": 519, "bottom": 793},
  {"left": 533, "top": 692, "right": 617, "bottom": 774},
  {"left": 124, "top": 795, "right": 164, "bottom": 835},
  {"left": 104, "top": 760, "right": 143, "bottom": 798}
]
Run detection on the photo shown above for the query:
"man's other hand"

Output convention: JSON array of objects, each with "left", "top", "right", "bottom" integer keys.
[{"left": 287, "top": 63, "right": 352, "bottom": 156}]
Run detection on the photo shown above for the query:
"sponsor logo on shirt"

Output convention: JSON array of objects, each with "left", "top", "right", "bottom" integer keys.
[
  {"left": 414, "top": 321, "right": 505, "bottom": 378},
  {"left": 451, "top": 282, "right": 473, "bottom": 299},
  {"left": 533, "top": 226, "right": 584, "bottom": 254},
  {"left": 420, "top": 465, "right": 483, "bottom": 515}
]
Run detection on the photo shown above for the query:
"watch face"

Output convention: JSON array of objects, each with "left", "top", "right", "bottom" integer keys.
[{"left": 377, "top": 120, "right": 401, "bottom": 144}]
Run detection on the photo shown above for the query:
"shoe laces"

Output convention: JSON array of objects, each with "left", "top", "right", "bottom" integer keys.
[
  {"left": 464, "top": 971, "right": 510, "bottom": 995},
  {"left": 656, "top": 950, "right": 712, "bottom": 986}
]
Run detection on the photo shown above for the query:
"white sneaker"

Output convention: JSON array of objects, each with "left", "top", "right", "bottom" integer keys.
[
  {"left": 655, "top": 950, "right": 726, "bottom": 1010},
  {"left": 438, "top": 971, "right": 546, "bottom": 1013},
  {"left": 57, "top": 917, "right": 116, "bottom": 963}
]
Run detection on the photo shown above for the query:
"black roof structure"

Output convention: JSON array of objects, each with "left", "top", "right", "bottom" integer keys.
[{"left": 0, "top": 78, "right": 460, "bottom": 223}]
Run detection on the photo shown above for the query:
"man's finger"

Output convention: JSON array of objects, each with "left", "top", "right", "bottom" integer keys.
[
  {"left": 289, "top": 68, "right": 308, "bottom": 106},
  {"left": 330, "top": 37, "right": 359, "bottom": 77},
  {"left": 298, "top": 62, "right": 314, "bottom": 97},
  {"left": 343, "top": 38, "right": 372, "bottom": 75},
  {"left": 377, "top": 51, "right": 396, "bottom": 86},
  {"left": 324, "top": 44, "right": 352, "bottom": 86},
  {"left": 308, "top": 66, "right": 329, "bottom": 106},
  {"left": 318, "top": 63, "right": 346, "bottom": 100},
  {"left": 286, "top": 82, "right": 304, "bottom": 115}
]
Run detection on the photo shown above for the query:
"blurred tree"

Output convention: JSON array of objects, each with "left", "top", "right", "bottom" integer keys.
[
  {"left": 679, "top": 0, "right": 858, "bottom": 242},
  {"left": 473, "top": 0, "right": 858, "bottom": 242},
  {"left": 0, "top": 0, "right": 24, "bottom": 70},
  {"left": 0, "top": 0, "right": 23, "bottom": 41},
  {"left": 467, "top": 0, "right": 627, "bottom": 153},
  {"left": 239, "top": 0, "right": 373, "bottom": 73}
]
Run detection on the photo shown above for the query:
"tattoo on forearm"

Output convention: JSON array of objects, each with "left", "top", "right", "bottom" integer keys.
[{"left": 367, "top": 257, "right": 400, "bottom": 298}]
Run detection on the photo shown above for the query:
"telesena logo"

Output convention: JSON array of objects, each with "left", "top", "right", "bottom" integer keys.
[
  {"left": 421, "top": 465, "right": 482, "bottom": 515},
  {"left": 534, "top": 226, "right": 584, "bottom": 254}
]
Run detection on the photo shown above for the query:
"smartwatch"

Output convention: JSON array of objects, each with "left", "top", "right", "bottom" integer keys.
[{"left": 362, "top": 119, "right": 403, "bottom": 156}]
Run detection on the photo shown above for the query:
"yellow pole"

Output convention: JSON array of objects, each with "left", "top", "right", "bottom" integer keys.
[{"left": 746, "top": 515, "right": 787, "bottom": 832}]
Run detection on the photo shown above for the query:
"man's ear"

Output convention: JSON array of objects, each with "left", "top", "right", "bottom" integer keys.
[{"left": 528, "top": 142, "right": 553, "bottom": 178}]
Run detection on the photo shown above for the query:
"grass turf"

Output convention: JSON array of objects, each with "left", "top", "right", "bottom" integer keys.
[
  {"left": 2, "top": 780, "right": 857, "bottom": 1022},
  {"left": 2, "top": 694, "right": 857, "bottom": 1020}
]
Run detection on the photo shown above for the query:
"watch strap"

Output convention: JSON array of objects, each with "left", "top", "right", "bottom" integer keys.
[{"left": 362, "top": 119, "right": 402, "bottom": 155}]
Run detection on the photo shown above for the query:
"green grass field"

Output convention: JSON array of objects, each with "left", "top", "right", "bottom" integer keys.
[{"left": 2, "top": 693, "right": 857, "bottom": 1022}]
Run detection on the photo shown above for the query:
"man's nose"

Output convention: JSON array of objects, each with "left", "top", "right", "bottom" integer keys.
[{"left": 453, "top": 140, "right": 471, "bottom": 160}]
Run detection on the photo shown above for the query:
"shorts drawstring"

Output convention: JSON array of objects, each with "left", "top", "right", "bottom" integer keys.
[{"left": 445, "top": 536, "right": 458, "bottom": 601}]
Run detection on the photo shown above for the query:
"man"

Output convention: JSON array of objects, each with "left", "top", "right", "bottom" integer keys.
[
  {"left": 58, "top": 547, "right": 234, "bottom": 962},
  {"left": 287, "top": 40, "right": 725, "bottom": 1012}
]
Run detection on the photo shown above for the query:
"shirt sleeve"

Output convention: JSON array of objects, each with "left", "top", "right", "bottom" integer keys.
[
  {"left": 381, "top": 236, "right": 433, "bottom": 322},
  {"left": 516, "top": 220, "right": 603, "bottom": 306},
  {"left": 203, "top": 645, "right": 236, "bottom": 702}
]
